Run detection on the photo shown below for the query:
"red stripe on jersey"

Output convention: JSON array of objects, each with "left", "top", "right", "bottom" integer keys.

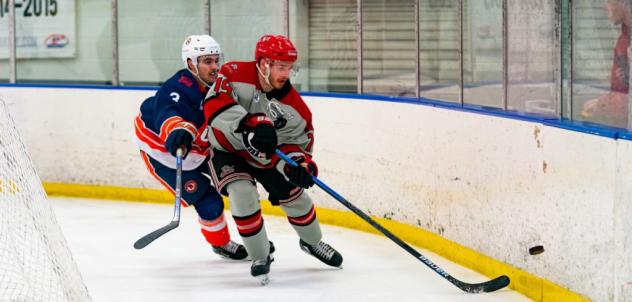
[
  {"left": 203, "top": 94, "right": 237, "bottom": 121},
  {"left": 287, "top": 205, "right": 316, "bottom": 226},
  {"left": 175, "top": 122, "right": 198, "bottom": 137},
  {"left": 140, "top": 151, "right": 190, "bottom": 206},
  {"left": 221, "top": 61, "right": 261, "bottom": 90},
  {"left": 159, "top": 116, "right": 197, "bottom": 141},
  {"left": 281, "top": 88, "right": 313, "bottom": 132},
  {"left": 136, "top": 114, "right": 208, "bottom": 156},
  {"left": 212, "top": 127, "right": 238, "bottom": 153},
  {"left": 135, "top": 114, "right": 167, "bottom": 152},
  {"left": 159, "top": 116, "right": 181, "bottom": 140}
]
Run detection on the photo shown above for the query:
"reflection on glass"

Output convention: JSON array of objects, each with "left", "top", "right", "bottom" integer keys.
[
  {"left": 573, "top": 0, "right": 630, "bottom": 129},
  {"left": 211, "top": 0, "right": 284, "bottom": 62},
  {"left": 289, "top": 0, "right": 310, "bottom": 91},
  {"left": 119, "top": 0, "right": 205, "bottom": 85},
  {"left": 0, "top": 20, "right": 7, "bottom": 82},
  {"left": 0, "top": 62, "right": 7, "bottom": 82},
  {"left": 463, "top": 0, "right": 503, "bottom": 108},
  {"left": 420, "top": 0, "right": 460, "bottom": 103},
  {"left": 16, "top": 0, "right": 111, "bottom": 84},
  {"left": 308, "top": 0, "right": 357, "bottom": 93},
  {"left": 361, "top": 0, "right": 416, "bottom": 97},
  {"left": 507, "top": 0, "right": 558, "bottom": 116},
  {"left": 561, "top": 0, "right": 571, "bottom": 118}
]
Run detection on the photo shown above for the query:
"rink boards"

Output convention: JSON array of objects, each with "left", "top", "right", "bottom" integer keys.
[{"left": 2, "top": 85, "right": 630, "bottom": 301}]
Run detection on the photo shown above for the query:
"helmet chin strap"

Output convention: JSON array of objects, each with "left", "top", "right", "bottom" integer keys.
[
  {"left": 255, "top": 62, "right": 273, "bottom": 89},
  {"left": 189, "top": 64, "right": 215, "bottom": 89}
]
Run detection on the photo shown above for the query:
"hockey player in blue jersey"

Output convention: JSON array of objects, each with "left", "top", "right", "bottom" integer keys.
[{"left": 134, "top": 35, "right": 250, "bottom": 259}]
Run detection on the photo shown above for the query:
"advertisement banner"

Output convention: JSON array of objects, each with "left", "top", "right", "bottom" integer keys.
[{"left": 0, "top": 0, "right": 76, "bottom": 58}]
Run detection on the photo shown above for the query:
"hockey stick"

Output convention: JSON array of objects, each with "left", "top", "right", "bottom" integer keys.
[
  {"left": 134, "top": 148, "right": 184, "bottom": 249},
  {"left": 275, "top": 149, "right": 510, "bottom": 293}
]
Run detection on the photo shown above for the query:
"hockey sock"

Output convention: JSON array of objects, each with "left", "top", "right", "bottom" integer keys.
[
  {"left": 199, "top": 213, "right": 230, "bottom": 247},
  {"left": 282, "top": 192, "right": 322, "bottom": 245},
  {"left": 227, "top": 180, "right": 271, "bottom": 261}
]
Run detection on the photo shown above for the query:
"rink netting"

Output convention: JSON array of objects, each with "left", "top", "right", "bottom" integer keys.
[{"left": 0, "top": 99, "right": 91, "bottom": 302}]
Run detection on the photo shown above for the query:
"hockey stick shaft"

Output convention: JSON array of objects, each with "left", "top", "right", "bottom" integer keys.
[
  {"left": 134, "top": 148, "right": 184, "bottom": 249},
  {"left": 275, "top": 149, "right": 510, "bottom": 293}
]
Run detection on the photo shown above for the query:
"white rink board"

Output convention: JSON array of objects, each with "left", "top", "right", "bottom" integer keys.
[{"left": 2, "top": 86, "right": 631, "bottom": 301}]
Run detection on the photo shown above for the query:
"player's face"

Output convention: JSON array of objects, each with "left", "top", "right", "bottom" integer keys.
[
  {"left": 196, "top": 55, "right": 220, "bottom": 85},
  {"left": 268, "top": 60, "right": 295, "bottom": 89}
]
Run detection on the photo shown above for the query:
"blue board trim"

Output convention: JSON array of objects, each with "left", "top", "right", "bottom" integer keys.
[
  {"left": 0, "top": 82, "right": 158, "bottom": 91},
  {"left": 2, "top": 83, "right": 631, "bottom": 141},
  {"left": 301, "top": 91, "right": 631, "bottom": 140}
]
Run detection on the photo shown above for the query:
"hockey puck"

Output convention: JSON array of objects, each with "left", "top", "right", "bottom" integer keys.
[{"left": 528, "top": 245, "right": 544, "bottom": 255}]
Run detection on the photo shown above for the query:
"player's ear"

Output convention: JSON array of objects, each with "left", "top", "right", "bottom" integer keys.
[
  {"left": 259, "top": 58, "right": 269, "bottom": 72},
  {"left": 187, "top": 58, "right": 196, "bottom": 71}
]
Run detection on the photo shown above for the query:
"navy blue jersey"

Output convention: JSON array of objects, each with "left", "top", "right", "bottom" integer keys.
[{"left": 134, "top": 69, "right": 211, "bottom": 170}]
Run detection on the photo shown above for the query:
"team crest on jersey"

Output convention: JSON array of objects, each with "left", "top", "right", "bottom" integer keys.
[
  {"left": 178, "top": 75, "right": 193, "bottom": 87},
  {"left": 267, "top": 100, "right": 293, "bottom": 129},
  {"left": 220, "top": 165, "right": 235, "bottom": 178},
  {"left": 184, "top": 180, "right": 198, "bottom": 193},
  {"left": 253, "top": 92, "right": 260, "bottom": 103}
]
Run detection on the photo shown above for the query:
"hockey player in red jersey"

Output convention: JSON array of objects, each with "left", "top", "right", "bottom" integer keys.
[
  {"left": 134, "top": 35, "right": 250, "bottom": 260},
  {"left": 202, "top": 34, "right": 343, "bottom": 284}
]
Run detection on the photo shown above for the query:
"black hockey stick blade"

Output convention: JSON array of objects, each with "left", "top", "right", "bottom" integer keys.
[
  {"left": 453, "top": 275, "right": 510, "bottom": 293},
  {"left": 134, "top": 148, "right": 184, "bottom": 250},
  {"left": 275, "top": 149, "right": 511, "bottom": 294},
  {"left": 133, "top": 220, "right": 179, "bottom": 249}
]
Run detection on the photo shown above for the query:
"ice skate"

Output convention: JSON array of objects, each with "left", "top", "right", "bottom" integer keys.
[
  {"left": 250, "top": 255, "right": 274, "bottom": 285},
  {"left": 244, "top": 241, "right": 276, "bottom": 261},
  {"left": 299, "top": 239, "right": 343, "bottom": 267},
  {"left": 268, "top": 241, "right": 276, "bottom": 260},
  {"left": 212, "top": 240, "right": 248, "bottom": 260}
]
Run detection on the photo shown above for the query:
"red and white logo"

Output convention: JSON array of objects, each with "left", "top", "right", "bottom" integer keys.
[
  {"left": 45, "top": 34, "right": 69, "bottom": 48},
  {"left": 184, "top": 180, "right": 198, "bottom": 193}
]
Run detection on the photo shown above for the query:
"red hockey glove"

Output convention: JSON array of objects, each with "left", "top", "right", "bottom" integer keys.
[{"left": 283, "top": 156, "right": 318, "bottom": 188}]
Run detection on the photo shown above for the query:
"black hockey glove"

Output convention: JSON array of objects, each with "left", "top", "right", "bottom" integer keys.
[
  {"left": 284, "top": 156, "right": 318, "bottom": 189},
  {"left": 165, "top": 128, "right": 194, "bottom": 158},
  {"left": 241, "top": 113, "right": 278, "bottom": 159}
]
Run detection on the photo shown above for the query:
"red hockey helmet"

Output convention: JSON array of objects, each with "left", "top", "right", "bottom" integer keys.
[{"left": 254, "top": 35, "right": 298, "bottom": 63}]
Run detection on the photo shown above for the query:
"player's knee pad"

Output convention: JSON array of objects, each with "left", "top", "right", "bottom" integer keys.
[
  {"left": 225, "top": 180, "right": 260, "bottom": 216},
  {"left": 193, "top": 189, "right": 225, "bottom": 221}
]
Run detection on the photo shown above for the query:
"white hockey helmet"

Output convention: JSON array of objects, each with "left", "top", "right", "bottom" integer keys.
[{"left": 181, "top": 35, "right": 222, "bottom": 69}]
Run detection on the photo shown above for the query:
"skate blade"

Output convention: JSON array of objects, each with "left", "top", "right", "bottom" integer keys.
[
  {"left": 257, "top": 274, "right": 270, "bottom": 286},
  {"left": 217, "top": 255, "right": 249, "bottom": 261}
]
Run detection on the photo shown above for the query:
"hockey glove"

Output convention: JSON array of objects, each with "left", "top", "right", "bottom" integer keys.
[
  {"left": 165, "top": 128, "right": 194, "bottom": 158},
  {"left": 241, "top": 114, "right": 278, "bottom": 159},
  {"left": 284, "top": 156, "right": 318, "bottom": 188}
]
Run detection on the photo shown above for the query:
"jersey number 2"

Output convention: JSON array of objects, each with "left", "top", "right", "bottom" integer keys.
[{"left": 170, "top": 92, "right": 180, "bottom": 102}]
